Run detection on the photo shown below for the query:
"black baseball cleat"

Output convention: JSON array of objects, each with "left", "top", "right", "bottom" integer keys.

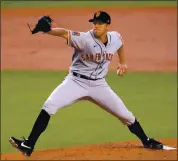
[
  {"left": 9, "top": 136, "right": 33, "bottom": 157},
  {"left": 143, "top": 138, "right": 163, "bottom": 150}
]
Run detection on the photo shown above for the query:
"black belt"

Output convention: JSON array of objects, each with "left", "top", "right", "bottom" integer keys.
[{"left": 73, "top": 72, "right": 103, "bottom": 81}]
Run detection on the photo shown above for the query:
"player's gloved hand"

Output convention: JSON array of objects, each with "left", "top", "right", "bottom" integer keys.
[
  {"left": 28, "top": 16, "right": 53, "bottom": 34},
  {"left": 117, "top": 63, "right": 128, "bottom": 76}
]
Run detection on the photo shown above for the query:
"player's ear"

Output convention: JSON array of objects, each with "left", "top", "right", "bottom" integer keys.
[{"left": 106, "top": 24, "right": 110, "bottom": 30}]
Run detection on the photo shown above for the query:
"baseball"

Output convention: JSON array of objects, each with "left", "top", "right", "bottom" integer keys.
[{"left": 117, "top": 69, "right": 123, "bottom": 76}]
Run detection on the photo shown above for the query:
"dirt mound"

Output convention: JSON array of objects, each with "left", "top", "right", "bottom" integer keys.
[{"left": 1, "top": 139, "right": 177, "bottom": 160}]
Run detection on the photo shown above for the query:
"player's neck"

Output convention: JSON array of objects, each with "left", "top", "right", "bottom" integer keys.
[{"left": 96, "top": 33, "right": 108, "bottom": 44}]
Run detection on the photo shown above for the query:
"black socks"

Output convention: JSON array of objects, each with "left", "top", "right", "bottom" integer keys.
[
  {"left": 26, "top": 111, "right": 148, "bottom": 148},
  {"left": 27, "top": 109, "right": 50, "bottom": 148},
  {"left": 128, "top": 119, "right": 148, "bottom": 144}
]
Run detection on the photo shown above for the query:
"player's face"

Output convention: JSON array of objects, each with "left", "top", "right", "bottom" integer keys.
[{"left": 92, "top": 21, "right": 110, "bottom": 37}]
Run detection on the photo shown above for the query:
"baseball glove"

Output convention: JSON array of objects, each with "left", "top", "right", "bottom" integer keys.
[{"left": 28, "top": 16, "right": 53, "bottom": 34}]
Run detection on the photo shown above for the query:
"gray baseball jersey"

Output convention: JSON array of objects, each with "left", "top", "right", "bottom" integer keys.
[
  {"left": 43, "top": 29, "right": 135, "bottom": 126},
  {"left": 68, "top": 29, "right": 123, "bottom": 79}
]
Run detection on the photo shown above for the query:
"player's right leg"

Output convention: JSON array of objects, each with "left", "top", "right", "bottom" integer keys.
[{"left": 9, "top": 75, "right": 88, "bottom": 156}]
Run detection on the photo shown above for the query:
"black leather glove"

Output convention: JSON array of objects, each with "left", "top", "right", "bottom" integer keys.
[{"left": 29, "top": 16, "right": 53, "bottom": 34}]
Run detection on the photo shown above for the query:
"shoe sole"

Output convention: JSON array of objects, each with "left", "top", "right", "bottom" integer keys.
[
  {"left": 144, "top": 144, "right": 163, "bottom": 150},
  {"left": 9, "top": 137, "right": 29, "bottom": 157}
]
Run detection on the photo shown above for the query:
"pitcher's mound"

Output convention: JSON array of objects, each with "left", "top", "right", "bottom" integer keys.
[{"left": 1, "top": 139, "right": 177, "bottom": 160}]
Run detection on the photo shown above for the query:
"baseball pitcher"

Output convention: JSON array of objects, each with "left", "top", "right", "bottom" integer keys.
[{"left": 9, "top": 11, "right": 163, "bottom": 157}]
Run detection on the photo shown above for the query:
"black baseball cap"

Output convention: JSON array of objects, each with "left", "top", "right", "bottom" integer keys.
[{"left": 89, "top": 11, "right": 111, "bottom": 24}]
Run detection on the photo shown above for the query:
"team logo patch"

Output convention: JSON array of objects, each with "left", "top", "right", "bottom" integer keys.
[
  {"left": 72, "top": 31, "right": 80, "bottom": 36},
  {"left": 95, "top": 11, "right": 100, "bottom": 18}
]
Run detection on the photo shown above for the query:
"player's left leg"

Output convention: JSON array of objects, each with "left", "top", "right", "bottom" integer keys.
[{"left": 90, "top": 83, "right": 163, "bottom": 149}]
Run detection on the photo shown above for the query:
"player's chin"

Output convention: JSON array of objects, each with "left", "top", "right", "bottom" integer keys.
[{"left": 93, "top": 31, "right": 101, "bottom": 37}]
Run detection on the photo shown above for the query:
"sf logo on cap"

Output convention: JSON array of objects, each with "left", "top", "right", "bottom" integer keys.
[{"left": 96, "top": 11, "right": 100, "bottom": 17}]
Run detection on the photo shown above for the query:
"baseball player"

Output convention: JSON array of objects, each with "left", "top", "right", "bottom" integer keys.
[{"left": 9, "top": 11, "right": 163, "bottom": 157}]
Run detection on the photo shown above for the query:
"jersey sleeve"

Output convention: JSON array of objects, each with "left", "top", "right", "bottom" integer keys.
[
  {"left": 114, "top": 31, "right": 124, "bottom": 51},
  {"left": 67, "top": 31, "right": 86, "bottom": 51}
]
